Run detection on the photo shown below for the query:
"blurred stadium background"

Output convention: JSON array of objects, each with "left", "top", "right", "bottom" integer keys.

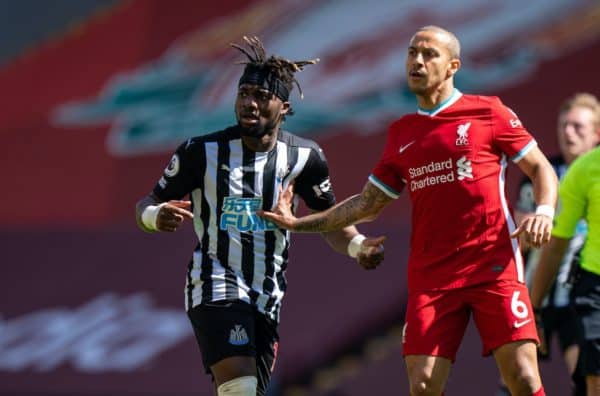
[{"left": 1, "top": 0, "right": 599, "bottom": 394}]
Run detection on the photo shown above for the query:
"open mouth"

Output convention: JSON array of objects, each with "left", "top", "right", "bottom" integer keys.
[
  {"left": 409, "top": 70, "right": 425, "bottom": 79},
  {"left": 240, "top": 114, "right": 259, "bottom": 124}
]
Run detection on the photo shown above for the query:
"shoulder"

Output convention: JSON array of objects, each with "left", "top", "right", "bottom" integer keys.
[
  {"left": 389, "top": 114, "right": 420, "bottom": 135},
  {"left": 179, "top": 127, "right": 239, "bottom": 150},
  {"left": 278, "top": 130, "right": 320, "bottom": 150},
  {"left": 456, "top": 94, "right": 503, "bottom": 112}
]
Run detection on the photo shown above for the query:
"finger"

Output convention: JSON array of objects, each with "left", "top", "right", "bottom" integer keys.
[
  {"left": 541, "top": 227, "right": 552, "bottom": 244},
  {"left": 510, "top": 225, "right": 524, "bottom": 238},
  {"left": 168, "top": 200, "right": 192, "bottom": 210},
  {"left": 285, "top": 182, "right": 295, "bottom": 195},
  {"left": 171, "top": 206, "right": 194, "bottom": 219},
  {"left": 363, "top": 236, "right": 386, "bottom": 247},
  {"left": 256, "top": 210, "right": 286, "bottom": 226},
  {"left": 528, "top": 220, "right": 540, "bottom": 247}
]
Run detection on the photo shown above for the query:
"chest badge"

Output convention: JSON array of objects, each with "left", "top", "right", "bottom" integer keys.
[{"left": 456, "top": 122, "right": 471, "bottom": 146}]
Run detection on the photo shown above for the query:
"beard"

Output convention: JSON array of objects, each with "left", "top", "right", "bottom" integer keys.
[
  {"left": 239, "top": 122, "right": 268, "bottom": 138},
  {"left": 238, "top": 111, "right": 282, "bottom": 138}
]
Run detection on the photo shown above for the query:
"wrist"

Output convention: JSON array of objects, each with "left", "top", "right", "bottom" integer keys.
[
  {"left": 348, "top": 234, "right": 366, "bottom": 258},
  {"left": 141, "top": 203, "right": 166, "bottom": 231},
  {"left": 535, "top": 204, "right": 554, "bottom": 220}
]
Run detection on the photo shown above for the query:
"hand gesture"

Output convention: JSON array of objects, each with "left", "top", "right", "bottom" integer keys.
[
  {"left": 356, "top": 236, "right": 386, "bottom": 270},
  {"left": 258, "top": 183, "right": 298, "bottom": 230},
  {"left": 156, "top": 200, "right": 193, "bottom": 232},
  {"left": 510, "top": 214, "right": 553, "bottom": 248}
]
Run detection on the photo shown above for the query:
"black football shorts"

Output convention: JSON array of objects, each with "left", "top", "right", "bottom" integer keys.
[
  {"left": 187, "top": 299, "right": 279, "bottom": 396},
  {"left": 573, "top": 268, "right": 600, "bottom": 375}
]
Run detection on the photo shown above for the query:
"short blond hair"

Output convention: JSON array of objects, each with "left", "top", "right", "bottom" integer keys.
[{"left": 559, "top": 93, "right": 600, "bottom": 128}]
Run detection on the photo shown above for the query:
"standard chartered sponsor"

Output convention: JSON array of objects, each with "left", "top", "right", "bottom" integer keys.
[{"left": 409, "top": 158, "right": 454, "bottom": 191}]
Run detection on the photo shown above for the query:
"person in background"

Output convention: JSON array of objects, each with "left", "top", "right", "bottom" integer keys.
[
  {"left": 530, "top": 102, "right": 600, "bottom": 396},
  {"left": 504, "top": 93, "right": 600, "bottom": 396}
]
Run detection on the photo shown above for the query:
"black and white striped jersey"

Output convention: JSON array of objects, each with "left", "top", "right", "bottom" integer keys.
[{"left": 152, "top": 126, "right": 336, "bottom": 322}]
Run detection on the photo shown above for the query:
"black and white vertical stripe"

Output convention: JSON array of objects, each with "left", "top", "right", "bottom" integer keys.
[{"left": 185, "top": 132, "right": 312, "bottom": 322}]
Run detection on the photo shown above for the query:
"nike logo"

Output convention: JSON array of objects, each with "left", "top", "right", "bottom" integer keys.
[
  {"left": 399, "top": 140, "right": 416, "bottom": 153},
  {"left": 513, "top": 319, "right": 532, "bottom": 328}
]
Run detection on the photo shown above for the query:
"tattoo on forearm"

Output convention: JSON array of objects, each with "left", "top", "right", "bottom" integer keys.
[{"left": 294, "top": 183, "right": 391, "bottom": 232}]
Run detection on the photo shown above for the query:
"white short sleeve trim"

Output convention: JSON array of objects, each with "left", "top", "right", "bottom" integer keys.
[
  {"left": 511, "top": 139, "right": 537, "bottom": 163},
  {"left": 368, "top": 175, "right": 401, "bottom": 199}
]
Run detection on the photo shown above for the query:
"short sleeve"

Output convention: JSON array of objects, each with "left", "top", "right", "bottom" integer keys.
[
  {"left": 553, "top": 160, "right": 587, "bottom": 239},
  {"left": 294, "top": 146, "right": 336, "bottom": 211},
  {"left": 369, "top": 124, "right": 404, "bottom": 199},
  {"left": 152, "top": 139, "right": 202, "bottom": 201},
  {"left": 490, "top": 98, "right": 536, "bottom": 162}
]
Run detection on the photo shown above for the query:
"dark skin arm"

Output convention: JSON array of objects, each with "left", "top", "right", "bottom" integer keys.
[{"left": 135, "top": 193, "right": 193, "bottom": 233}]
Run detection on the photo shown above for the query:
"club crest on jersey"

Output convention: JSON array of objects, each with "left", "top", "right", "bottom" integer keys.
[
  {"left": 220, "top": 197, "right": 278, "bottom": 232},
  {"left": 229, "top": 324, "right": 249, "bottom": 346},
  {"left": 164, "top": 154, "right": 180, "bottom": 177},
  {"left": 455, "top": 122, "right": 471, "bottom": 146}
]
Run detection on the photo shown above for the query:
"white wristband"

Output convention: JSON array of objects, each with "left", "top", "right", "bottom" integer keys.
[
  {"left": 535, "top": 204, "right": 555, "bottom": 220},
  {"left": 348, "top": 234, "right": 367, "bottom": 258},
  {"left": 141, "top": 203, "right": 166, "bottom": 231}
]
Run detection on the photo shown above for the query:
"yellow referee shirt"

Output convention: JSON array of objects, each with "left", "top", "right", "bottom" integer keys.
[{"left": 552, "top": 146, "right": 600, "bottom": 276}]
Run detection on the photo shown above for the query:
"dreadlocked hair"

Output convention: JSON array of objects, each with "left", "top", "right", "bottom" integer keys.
[{"left": 230, "top": 35, "right": 319, "bottom": 100}]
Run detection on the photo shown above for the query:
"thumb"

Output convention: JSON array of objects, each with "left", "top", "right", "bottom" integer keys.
[
  {"left": 510, "top": 225, "right": 523, "bottom": 239},
  {"left": 363, "top": 236, "right": 386, "bottom": 246},
  {"left": 168, "top": 200, "right": 193, "bottom": 219},
  {"left": 169, "top": 200, "right": 192, "bottom": 210}
]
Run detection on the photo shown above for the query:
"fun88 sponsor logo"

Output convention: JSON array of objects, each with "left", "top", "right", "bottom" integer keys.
[
  {"left": 220, "top": 197, "right": 278, "bottom": 232},
  {"left": 408, "top": 156, "right": 472, "bottom": 191}
]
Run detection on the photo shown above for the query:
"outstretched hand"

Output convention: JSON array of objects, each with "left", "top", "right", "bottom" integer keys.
[
  {"left": 510, "top": 213, "right": 553, "bottom": 248},
  {"left": 257, "top": 183, "right": 298, "bottom": 230},
  {"left": 156, "top": 200, "right": 193, "bottom": 232},
  {"left": 356, "top": 236, "right": 386, "bottom": 270}
]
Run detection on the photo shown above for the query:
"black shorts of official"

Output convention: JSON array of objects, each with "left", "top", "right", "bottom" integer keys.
[
  {"left": 539, "top": 305, "right": 579, "bottom": 357},
  {"left": 572, "top": 268, "right": 600, "bottom": 376},
  {"left": 187, "top": 299, "right": 279, "bottom": 396}
]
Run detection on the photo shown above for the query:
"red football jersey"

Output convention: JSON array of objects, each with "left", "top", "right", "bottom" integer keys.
[{"left": 370, "top": 90, "right": 535, "bottom": 292}]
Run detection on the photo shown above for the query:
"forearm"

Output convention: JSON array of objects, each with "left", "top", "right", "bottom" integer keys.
[
  {"left": 529, "top": 237, "right": 569, "bottom": 307},
  {"left": 321, "top": 226, "right": 360, "bottom": 255},
  {"left": 294, "top": 194, "right": 377, "bottom": 232},
  {"left": 530, "top": 163, "right": 558, "bottom": 208},
  {"left": 135, "top": 194, "right": 162, "bottom": 232}
]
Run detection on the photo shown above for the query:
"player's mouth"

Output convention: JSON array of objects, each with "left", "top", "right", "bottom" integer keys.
[
  {"left": 240, "top": 113, "right": 260, "bottom": 125},
  {"left": 409, "top": 70, "right": 426, "bottom": 80}
]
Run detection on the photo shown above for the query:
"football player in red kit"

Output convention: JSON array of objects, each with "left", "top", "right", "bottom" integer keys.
[{"left": 260, "top": 26, "right": 557, "bottom": 396}]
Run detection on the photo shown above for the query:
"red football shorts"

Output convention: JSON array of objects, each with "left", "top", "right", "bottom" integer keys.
[{"left": 402, "top": 280, "right": 539, "bottom": 361}]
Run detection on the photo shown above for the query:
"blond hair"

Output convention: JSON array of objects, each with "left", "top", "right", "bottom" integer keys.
[{"left": 560, "top": 93, "right": 600, "bottom": 128}]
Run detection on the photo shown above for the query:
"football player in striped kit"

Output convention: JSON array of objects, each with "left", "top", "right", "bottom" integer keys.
[{"left": 135, "top": 36, "right": 385, "bottom": 396}]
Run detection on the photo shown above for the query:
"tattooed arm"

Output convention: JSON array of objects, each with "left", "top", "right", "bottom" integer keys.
[{"left": 259, "top": 181, "right": 394, "bottom": 232}]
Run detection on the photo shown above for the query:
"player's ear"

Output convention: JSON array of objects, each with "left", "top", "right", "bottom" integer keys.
[
  {"left": 447, "top": 58, "right": 461, "bottom": 78},
  {"left": 281, "top": 101, "right": 290, "bottom": 115}
]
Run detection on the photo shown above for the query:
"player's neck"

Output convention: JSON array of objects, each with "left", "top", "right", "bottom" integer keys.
[
  {"left": 241, "top": 128, "right": 279, "bottom": 152},
  {"left": 417, "top": 84, "right": 455, "bottom": 110}
]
